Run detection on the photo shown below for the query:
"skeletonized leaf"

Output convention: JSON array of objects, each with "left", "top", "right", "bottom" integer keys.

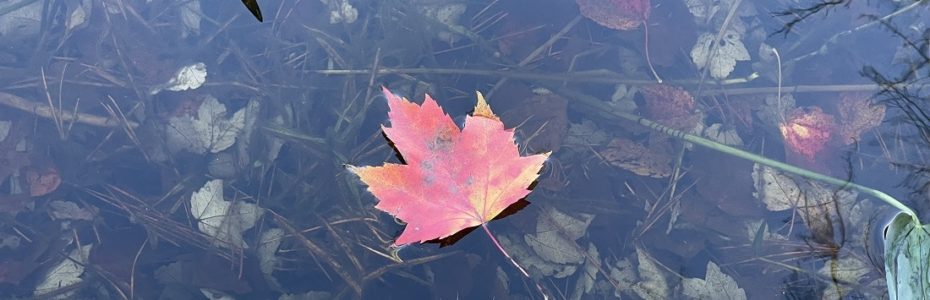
[{"left": 691, "top": 31, "right": 750, "bottom": 79}]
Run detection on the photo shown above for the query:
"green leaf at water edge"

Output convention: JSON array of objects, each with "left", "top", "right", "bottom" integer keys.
[{"left": 884, "top": 212, "right": 930, "bottom": 300}]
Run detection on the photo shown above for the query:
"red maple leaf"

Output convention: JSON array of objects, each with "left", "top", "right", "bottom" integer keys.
[{"left": 349, "top": 88, "right": 549, "bottom": 248}]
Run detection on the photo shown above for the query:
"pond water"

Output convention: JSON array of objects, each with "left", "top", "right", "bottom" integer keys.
[{"left": 0, "top": 0, "right": 928, "bottom": 299}]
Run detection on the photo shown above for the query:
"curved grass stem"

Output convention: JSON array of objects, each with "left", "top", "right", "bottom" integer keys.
[
  {"left": 643, "top": 21, "right": 662, "bottom": 83},
  {"left": 611, "top": 110, "right": 918, "bottom": 218}
]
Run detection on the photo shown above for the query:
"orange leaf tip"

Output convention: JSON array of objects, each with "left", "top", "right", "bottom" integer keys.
[{"left": 473, "top": 91, "right": 499, "bottom": 121}]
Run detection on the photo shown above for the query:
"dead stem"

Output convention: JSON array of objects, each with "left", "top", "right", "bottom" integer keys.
[
  {"left": 40, "top": 68, "right": 65, "bottom": 139},
  {"left": 487, "top": 15, "right": 583, "bottom": 99},
  {"left": 318, "top": 213, "right": 365, "bottom": 273},
  {"left": 129, "top": 238, "right": 147, "bottom": 300},
  {"left": 642, "top": 20, "right": 662, "bottom": 83},
  {"left": 86, "top": 185, "right": 237, "bottom": 261},
  {"left": 695, "top": 0, "right": 743, "bottom": 95},
  {"left": 101, "top": 95, "right": 149, "bottom": 161},
  {"left": 0, "top": 92, "right": 136, "bottom": 128},
  {"left": 360, "top": 251, "right": 458, "bottom": 285},
  {"left": 272, "top": 211, "right": 363, "bottom": 295}
]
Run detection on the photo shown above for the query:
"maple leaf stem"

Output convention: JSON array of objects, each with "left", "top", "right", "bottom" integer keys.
[
  {"left": 481, "top": 223, "right": 530, "bottom": 278},
  {"left": 643, "top": 21, "right": 662, "bottom": 84}
]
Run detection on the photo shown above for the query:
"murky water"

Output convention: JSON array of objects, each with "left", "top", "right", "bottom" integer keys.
[{"left": 0, "top": 0, "right": 927, "bottom": 299}]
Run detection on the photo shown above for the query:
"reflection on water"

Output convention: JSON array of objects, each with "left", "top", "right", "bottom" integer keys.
[{"left": 0, "top": 0, "right": 927, "bottom": 299}]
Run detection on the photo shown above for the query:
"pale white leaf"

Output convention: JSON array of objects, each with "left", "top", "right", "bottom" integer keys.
[
  {"left": 48, "top": 200, "right": 95, "bottom": 221},
  {"left": 0, "top": 1, "right": 42, "bottom": 39},
  {"left": 498, "top": 234, "right": 578, "bottom": 278},
  {"left": 167, "top": 95, "right": 247, "bottom": 154},
  {"left": 258, "top": 228, "right": 285, "bottom": 289},
  {"left": 752, "top": 163, "right": 802, "bottom": 211},
  {"left": 691, "top": 31, "right": 750, "bottom": 79},
  {"left": 151, "top": 62, "right": 207, "bottom": 95},
  {"left": 570, "top": 243, "right": 600, "bottom": 300},
  {"left": 179, "top": 0, "right": 202, "bottom": 37},
  {"left": 682, "top": 261, "right": 747, "bottom": 300},
  {"left": 703, "top": 123, "right": 743, "bottom": 146},
  {"left": 525, "top": 208, "right": 594, "bottom": 264},
  {"left": 320, "top": 0, "right": 357, "bottom": 24},
  {"left": 633, "top": 247, "right": 669, "bottom": 300},
  {"left": 34, "top": 244, "right": 93, "bottom": 299},
  {"left": 190, "top": 179, "right": 263, "bottom": 249},
  {"left": 0, "top": 120, "right": 11, "bottom": 142}
]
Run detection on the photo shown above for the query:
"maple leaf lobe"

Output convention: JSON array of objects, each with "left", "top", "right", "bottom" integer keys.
[{"left": 349, "top": 88, "right": 549, "bottom": 246}]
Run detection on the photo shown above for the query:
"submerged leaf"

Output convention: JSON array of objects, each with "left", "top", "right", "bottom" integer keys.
[
  {"left": 703, "top": 123, "right": 743, "bottom": 146},
  {"left": 499, "top": 234, "right": 578, "bottom": 278},
  {"left": 190, "top": 180, "right": 264, "bottom": 249},
  {"left": 600, "top": 137, "right": 672, "bottom": 178},
  {"left": 166, "top": 96, "right": 249, "bottom": 154},
  {"left": 34, "top": 244, "right": 93, "bottom": 299},
  {"left": 836, "top": 94, "right": 886, "bottom": 145},
  {"left": 752, "top": 164, "right": 802, "bottom": 211},
  {"left": 633, "top": 247, "right": 668, "bottom": 300},
  {"left": 818, "top": 256, "right": 871, "bottom": 285},
  {"left": 525, "top": 208, "right": 594, "bottom": 264},
  {"left": 500, "top": 92, "right": 568, "bottom": 153},
  {"left": 570, "top": 244, "right": 600, "bottom": 300},
  {"left": 682, "top": 261, "right": 747, "bottom": 300},
  {"left": 349, "top": 88, "right": 549, "bottom": 245},
  {"left": 690, "top": 31, "right": 750, "bottom": 79},
  {"left": 576, "top": 0, "right": 650, "bottom": 31},
  {"left": 778, "top": 106, "right": 835, "bottom": 161},
  {"left": 149, "top": 63, "right": 207, "bottom": 95},
  {"left": 641, "top": 84, "right": 701, "bottom": 131}
]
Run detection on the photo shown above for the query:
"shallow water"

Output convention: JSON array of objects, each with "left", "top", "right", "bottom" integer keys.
[{"left": 0, "top": 0, "right": 928, "bottom": 299}]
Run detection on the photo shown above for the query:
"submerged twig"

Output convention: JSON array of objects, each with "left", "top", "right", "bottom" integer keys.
[{"left": 0, "top": 92, "right": 137, "bottom": 128}]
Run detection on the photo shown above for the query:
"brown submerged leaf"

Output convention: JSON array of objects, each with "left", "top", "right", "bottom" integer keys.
[
  {"left": 836, "top": 94, "right": 885, "bottom": 145},
  {"left": 641, "top": 84, "right": 701, "bottom": 131},
  {"left": 600, "top": 137, "right": 672, "bottom": 178},
  {"left": 576, "top": 0, "right": 650, "bottom": 31},
  {"left": 500, "top": 92, "right": 569, "bottom": 153}
]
